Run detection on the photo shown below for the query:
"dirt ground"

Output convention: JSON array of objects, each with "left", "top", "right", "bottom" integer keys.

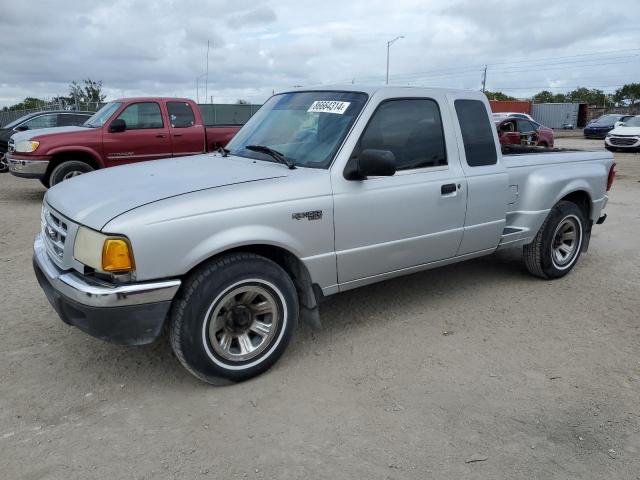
[{"left": 1, "top": 138, "right": 639, "bottom": 479}]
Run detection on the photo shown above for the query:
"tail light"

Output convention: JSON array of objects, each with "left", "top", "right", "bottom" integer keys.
[{"left": 606, "top": 163, "right": 616, "bottom": 192}]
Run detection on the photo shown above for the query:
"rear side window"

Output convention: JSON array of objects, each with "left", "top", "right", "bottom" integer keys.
[
  {"left": 359, "top": 99, "right": 447, "bottom": 170},
  {"left": 116, "top": 102, "right": 164, "bottom": 129},
  {"left": 57, "top": 114, "right": 87, "bottom": 127},
  {"left": 454, "top": 99, "right": 497, "bottom": 167},
  {"left": 167, "top": 102, "right": 196, "bottom": 128}
]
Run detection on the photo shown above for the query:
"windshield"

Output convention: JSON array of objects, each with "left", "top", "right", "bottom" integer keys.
[
  {"left": 591, "top": 115, "right": 620, "bottom": 126},
  {"left": 5, "top": 113, "right": 34, "bottom": 129},
  {"left": 226, "top": 91, "right": 368, "bottom": 169},
  {"left": 83, "top": 102, "right": 121, "bottom": 127},
  {"left": 623, "top": 116, "right": 640, "bottom": 127}
]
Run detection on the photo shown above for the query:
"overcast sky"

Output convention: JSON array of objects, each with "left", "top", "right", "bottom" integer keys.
[{"left": 1, "top": 0, "right": 638, "bottom": 107}]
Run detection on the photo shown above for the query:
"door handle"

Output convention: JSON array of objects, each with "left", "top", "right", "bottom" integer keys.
[
  {"left": 173, "top": 134, "right": 183, "bottom": 137},
  {"left": 155, "top": 134, "right": 166, "bottom": 138},
  {"left": 441, "top": 183, "right": 457, "bottom": 195}
]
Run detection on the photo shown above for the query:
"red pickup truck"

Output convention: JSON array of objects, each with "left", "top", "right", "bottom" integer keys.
[{"left": 7, "top": 97, "right": 241, "bottom": 187}]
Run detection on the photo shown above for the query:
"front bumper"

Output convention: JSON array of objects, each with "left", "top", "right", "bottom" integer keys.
[
  {"left": 7, "top": 153, "right": 50, "bottom": 178},
  {"left": 33, "top": 234, "right": 181, "bottom": 345}
]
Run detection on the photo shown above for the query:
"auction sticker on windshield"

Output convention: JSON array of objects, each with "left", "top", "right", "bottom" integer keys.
[{"left": 307, "top": 101, "right": 351, "bottom": 114}]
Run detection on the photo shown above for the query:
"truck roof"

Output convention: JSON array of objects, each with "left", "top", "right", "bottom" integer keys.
[
  {"left": 278, "top": 84, "right": 486, "bottom": 98},
  {"left": 111, "top": 97, "right": 194, "bottom": 103}
]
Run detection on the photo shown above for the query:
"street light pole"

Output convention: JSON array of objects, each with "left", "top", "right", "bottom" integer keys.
[
  {"left": 196, "top": 73, "right": 207, "bottom": 104},
  {"left": 386, "top": 36, "right": 404, "bottom": 85},
  {"left": 205, "top": 40, "right": 210, "bottom": 104}
]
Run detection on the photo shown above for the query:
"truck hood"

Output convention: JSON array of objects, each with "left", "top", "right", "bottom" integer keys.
[
  {"left": 609, "top": 126, "right": 640, "bottom": 136},
  {"left": 11, "top": 125, "right": 88, "bottom": 142},
  {"left": 45, "top": 154, "right": 287, "bottom": 230}
]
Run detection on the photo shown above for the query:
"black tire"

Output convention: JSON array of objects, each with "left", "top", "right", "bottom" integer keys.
[
  {"left": 0, "top": 154, "right": 8, "bottom": 173},
  {"left": 48, "top": 160, "right": 94, "bottom": 187},
  {"left": 523, "top": 200, "right": 586, "bottom": 279},
  {"left": 170, "top": 252, "right": 299, "bottom": 384}
]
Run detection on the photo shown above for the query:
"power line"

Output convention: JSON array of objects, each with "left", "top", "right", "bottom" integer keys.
[{"left": 332, "top": 47, "right": 640, "bottom": 85}]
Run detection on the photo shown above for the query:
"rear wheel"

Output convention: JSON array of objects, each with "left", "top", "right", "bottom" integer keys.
[
  {"left": 523, "top": 201, "right": 586, "bottom": 279},
  {"left": 170, "top": 253, "right": 299, "bottom": 384},
  {"left": 48, "top": 160, "right": 94, "bottom": 187}
]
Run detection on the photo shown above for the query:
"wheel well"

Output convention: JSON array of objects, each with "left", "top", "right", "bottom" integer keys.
[
  {"left": 560, "top": 190, "right": 591, "bottom": 220},
  {"left": 45, "top": 151, "right": 100, "bottom": 178},
  {"left": 192, "top": 244, "right": 321, "bottom": 311}
]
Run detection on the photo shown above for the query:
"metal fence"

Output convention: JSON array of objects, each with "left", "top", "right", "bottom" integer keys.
[
  {"left": 0, "top": 101, "right": 102, "bottom": 127},
  {"left": 198, "top": 104, "right": 261, "bottom": 126},
  {"left": 0, "top": 102, "right": 261, "bottom": 128}
]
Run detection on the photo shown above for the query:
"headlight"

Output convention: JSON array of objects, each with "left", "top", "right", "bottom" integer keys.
[
  {"left": 15, "top": 140, "right": 40, "bottom": 153},
  {"left": 74, "top": 226, "right": 135, "bottom": 273},
  {"left": 606, "top": 133, "right": 612, "bottom": 137}
]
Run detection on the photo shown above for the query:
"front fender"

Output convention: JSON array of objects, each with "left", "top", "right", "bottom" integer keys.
[{"left": 46, "top": 146, "right": 104, "bottom": 168}]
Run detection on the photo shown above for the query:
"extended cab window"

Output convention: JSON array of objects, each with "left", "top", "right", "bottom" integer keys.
[
  {"left": 116, "top": 102, "right": 163, "bottom": 129},
  {"left": 167, "top": 102, "right": 196, "bottom": 128},
  {"left": 359, "top": 99, "right": 447, "bottom": 170},
  {"left": 455, "top": 99, "right": 497, "bottom": 167}
]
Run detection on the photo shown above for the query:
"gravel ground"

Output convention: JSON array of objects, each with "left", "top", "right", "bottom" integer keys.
[{"left": 1, "top": 138, "right": 639, "bottom": 479}]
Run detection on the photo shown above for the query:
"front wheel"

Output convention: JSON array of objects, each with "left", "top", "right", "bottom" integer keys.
[
  {"left": 170, "top": 253, "right": 299, "bottom": 384},
  {"left": 523, "top": 200, "right": 586, "bottom": 279},
  {"left": 48, "top": 160, "right": 94, "bottom": 187},
  {"left": 0, "top": 154, "right": 8, "bottom": 173}
]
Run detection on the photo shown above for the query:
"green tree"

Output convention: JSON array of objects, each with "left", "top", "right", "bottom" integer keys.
[
  {"left": 68, "top": 79, "right": 106, "bottom": 104},
  {"left": 483, "top": 91, "right": 517, "bottom": 101},
  {"left": 565, "top": 87, "right": 608, "bottom": 106},
  {"left": 1, "top": 97, "right": 47, "bottom": 111},
  {"left": 613, "top": 83, "right": 640, "bottom": 106},
  {"left": 533, "top": 90, "right": 557, "bottom": 103},
  {"left": 235, "top": 98, "right": 250, "bottom": 105}
]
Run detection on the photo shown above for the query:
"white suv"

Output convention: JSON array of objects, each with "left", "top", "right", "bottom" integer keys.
[{"left": 605, "top": 115, "right": 640, "bottom": 151}]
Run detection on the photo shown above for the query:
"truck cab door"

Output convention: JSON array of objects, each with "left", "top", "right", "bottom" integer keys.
[
  {"left": 448, "top": 95, "right": 509, "bottom": 255},
  {"left": 103, "top": 101, "right": 172, "bottom": 166},
  {"left": 331, "top": 93, "right": 468, "bottom": 287},
  {"left": 166, "top": 101, "right": 206, "bottom": 156}
]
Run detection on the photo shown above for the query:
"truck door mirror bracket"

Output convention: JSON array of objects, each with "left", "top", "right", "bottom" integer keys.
[
  {"left": 344, "top": 149, "right": 396, "bottom": 180},
  {"left": 109, "top": 119, "right": 127, "bottom": 133}
]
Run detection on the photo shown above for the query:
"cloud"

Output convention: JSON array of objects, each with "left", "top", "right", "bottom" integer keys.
[{"left": 0, "top": 0, "right": 638, "bottom": 107}]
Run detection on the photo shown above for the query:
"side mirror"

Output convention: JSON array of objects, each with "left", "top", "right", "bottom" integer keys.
[
  {"left": 108, "top": 118, "right": 126, "bottom": 133},
  {"left": 345, "top": 149, "right": 396, "bottom": 180},
  {"left": 614, "top": 121, "right": 624, "bottom": 127},
  {"left": 15, "top": 125, "right": 29, "bottom": 132}
]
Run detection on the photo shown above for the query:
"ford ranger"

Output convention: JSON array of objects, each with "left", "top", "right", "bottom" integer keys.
[
  {"left": 7, "top": 97, "right": 241, "bottom": 187},
  {"left": 32, "top": 86, "right": 615, "bottom": 384}
]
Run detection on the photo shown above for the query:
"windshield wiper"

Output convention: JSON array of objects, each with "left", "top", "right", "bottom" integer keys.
[{"left": 245, "top": 145, "right": 296, "bottom": 169}]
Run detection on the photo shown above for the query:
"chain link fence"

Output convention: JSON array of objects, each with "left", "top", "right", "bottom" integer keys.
[{"left": 0, "top": 100, "right": 103, "bottom": 127}]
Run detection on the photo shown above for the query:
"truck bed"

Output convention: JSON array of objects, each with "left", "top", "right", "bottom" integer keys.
[{"left": 499, "top": 148, "right": 613, "bottom": 249}]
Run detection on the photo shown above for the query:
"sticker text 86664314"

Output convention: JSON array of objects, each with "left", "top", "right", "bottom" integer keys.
[{"left": 307, "top": 101, "right": 351, "bottom": 115}]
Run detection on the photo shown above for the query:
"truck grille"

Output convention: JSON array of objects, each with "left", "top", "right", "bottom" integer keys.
[
  {"left": 609, "top": 136, "right": 638, "bottom": 146},
  {"left": 41, "top": 206, "right": 68, "bottom": 262},
  {"left": 8, "top": 138, "right": 15, "bottom": 153}
]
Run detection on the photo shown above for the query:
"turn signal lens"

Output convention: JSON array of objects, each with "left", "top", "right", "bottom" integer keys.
[{"left": 102, "top": 238, "right": 134, "bottom": 272}]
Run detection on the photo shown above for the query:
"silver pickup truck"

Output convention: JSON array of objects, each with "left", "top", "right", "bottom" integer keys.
[{"left": 33, "top": 86, "right": 615, "bottom": 383}]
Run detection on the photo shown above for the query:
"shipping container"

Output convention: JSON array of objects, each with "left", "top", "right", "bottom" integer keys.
[
  {"left": 531, "top": 103, "right": 588, "bottom": 129},
  {"left": 489, "top": 100, "right": 531, "bottom": 114}
]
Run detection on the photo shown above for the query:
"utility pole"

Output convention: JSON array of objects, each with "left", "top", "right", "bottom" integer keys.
[
  {"left": 386, "top": 36, "right": 404, "bottom": 85},
  {"left": 481, "top": 65, "right": 487, "bottom": 93},
  {"left": 205, "top": 40, "right": 210, "bottom": 104}
]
